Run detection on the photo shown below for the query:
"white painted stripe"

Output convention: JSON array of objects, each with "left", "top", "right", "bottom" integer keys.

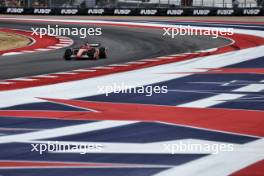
[
  {"left": 108, "top": 64, "right": 129, "bottom": 67},
  {"left": 127, "top": 61, "right": 146, "bottom": 64},
  {"left": 48, "top": 46, "right": 62, "bottom": 49},
  {"left": 0, "top": 121, "right": 136, "bottom": 144},
  {"left": 0, "top": 82, "right": 13, "bottom": 85},
  {"left": 156, "top": 56, "right": 174, "bottom": 59},
  {"left": 35, "top": 48, "right": 52, "bottom": 51},
  {"left": 31, "top": 75, "right": 59, "bottom": 78},
  {"left": 2, "top": 52, "right": 23, "bottom": 56},
  {"left": 141, "top": 59, "right": 160, "bottom": 62},
  {"left": 168, "top": 54, "right": 187, "bottom": 57},
  {"left": 196, "top": 48, "right": 218, "bottom": 53},
  {"left": 177, "top": 94, "right": 244, "bottom": 108},
  {"left": 234, "top": 81, "right": 264, "bottom": 92},
  {"left": 59, "top": 39, "right": 72, "bottom": 42},
  {"left": 53, "top": 72, "right": 77, "bottom": 75},
  {"left": 7, "top": 78, "right": 37, "bottom": 81},
  {"left": 56, "top": 44, "right": 70, "bottom": 47},
  {"left": 92, "top": 66, "right": 113, "bottom": 69},
  {"left": 154, "top": 139, "right": 264, "bottom": 176},
  {"left": 21, "top": 50, "right": 36, "bottom": 53},
  {"left": 74, "top": 69, "right": 97, "bottom": 72},
  {"left": 59, "top": 42, "right": 72, "bottom": 45},
  {"left": 59, "top": 40, "right": 73, "bottom": 43}
]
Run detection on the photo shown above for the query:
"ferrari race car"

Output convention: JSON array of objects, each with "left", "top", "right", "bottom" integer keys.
[{"left": 64, "top": 43, "right": 107, "bottom": 60}]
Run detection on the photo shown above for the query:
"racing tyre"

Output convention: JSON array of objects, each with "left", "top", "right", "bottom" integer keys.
[
  {"left": 87, "top": 48, "right": 97, "bottom": 60},
  {"left": 64, "top": 49, "right": 73, "bottom": 60},
  {"left": 99, "top": 47, "right": 107, "bottom": 59}
]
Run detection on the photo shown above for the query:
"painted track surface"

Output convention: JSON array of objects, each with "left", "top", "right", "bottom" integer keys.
[{"left": 0, "top": 16, "right": 263, "bottom": 176}]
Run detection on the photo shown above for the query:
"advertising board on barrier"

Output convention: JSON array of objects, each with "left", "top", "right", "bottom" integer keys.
[
  {"left": 60, "top": 9, "right": 79, "bottom": 15},
  {"left": 193, "top": 9, "right": 211, "bottom": 15},
  {"left": 216, "top": 9, "right": 234, "bottom": 15},
  {"left": 243, "top": 9, "right": 261, "bottom": 15},
  {"left": 166, "top": 9, "right": 184, "bottom": 15},
  {"left": 87, "top": 9, "right": 105, "bottom": 15},
  {"left": 114, "top": 9, "right": 132, "bottom": 15},
  {"left": 33, "top": 8, "right": 52, "bottom": 14},
  {"left": 0, "top": 7, "right": 263, "bottom": 16},
  {"left": 5, "top": 7, "right": 24, "bottom": 14}
]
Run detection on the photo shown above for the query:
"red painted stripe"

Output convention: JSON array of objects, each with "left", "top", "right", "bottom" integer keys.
[
  {"left": 206, "top": 68, "right": 264, "bottom": 74},
  {"left": 0, "top": 160, "right": 166, "bottom": 169},
  {"left": 0, "top": 98, "right": 263, "bottom": 137},
  {"left": 231, "top": 160, "right": 264, "bottom": 176}
]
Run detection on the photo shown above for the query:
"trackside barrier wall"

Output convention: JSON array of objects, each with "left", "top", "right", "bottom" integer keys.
[{"left": 0, "top": 7, "right": 263, "bottom": 16}]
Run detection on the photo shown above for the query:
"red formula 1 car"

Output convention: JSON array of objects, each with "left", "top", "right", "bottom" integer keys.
[{"left": 64, "top": 43, "right": 107, "bottom": 60}]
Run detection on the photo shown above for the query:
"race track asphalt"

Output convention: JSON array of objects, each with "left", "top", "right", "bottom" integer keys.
[{"left": 0, "top": 20, "right": 230, "bottom": 79}]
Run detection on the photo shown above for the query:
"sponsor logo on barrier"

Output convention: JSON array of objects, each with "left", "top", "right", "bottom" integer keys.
[
  {"left": 167, "top": 9, "right": 184, "bottom": 15},
  {"left": 114, "top": 9, "right": 131, "bottom": 15},
  {"left": 217, "top": 9, "right": 234, "bottom": 15},
  {"left": 1, "top": 7, "right": 262, "bottom": 16},
  {"left": 243, "top": 9, "right": 260, "bottom": 15},
  {"left": 61, "top": 9, "right": 78, "bottom": 15},
  {"left": 140, "top": 9, "right": 157, "bottom": 15},
  {"left": 87, "top": 9, "right": 104, "bottom": 15},
  {"left": 34, "top": 8, "right": 52, "bottom": 14},
  {"left": 6, "top": 8, "right": 24, "bottom": 13},
  {"left": 193, "top": 9, "right": 210, "bottom": 15}
]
